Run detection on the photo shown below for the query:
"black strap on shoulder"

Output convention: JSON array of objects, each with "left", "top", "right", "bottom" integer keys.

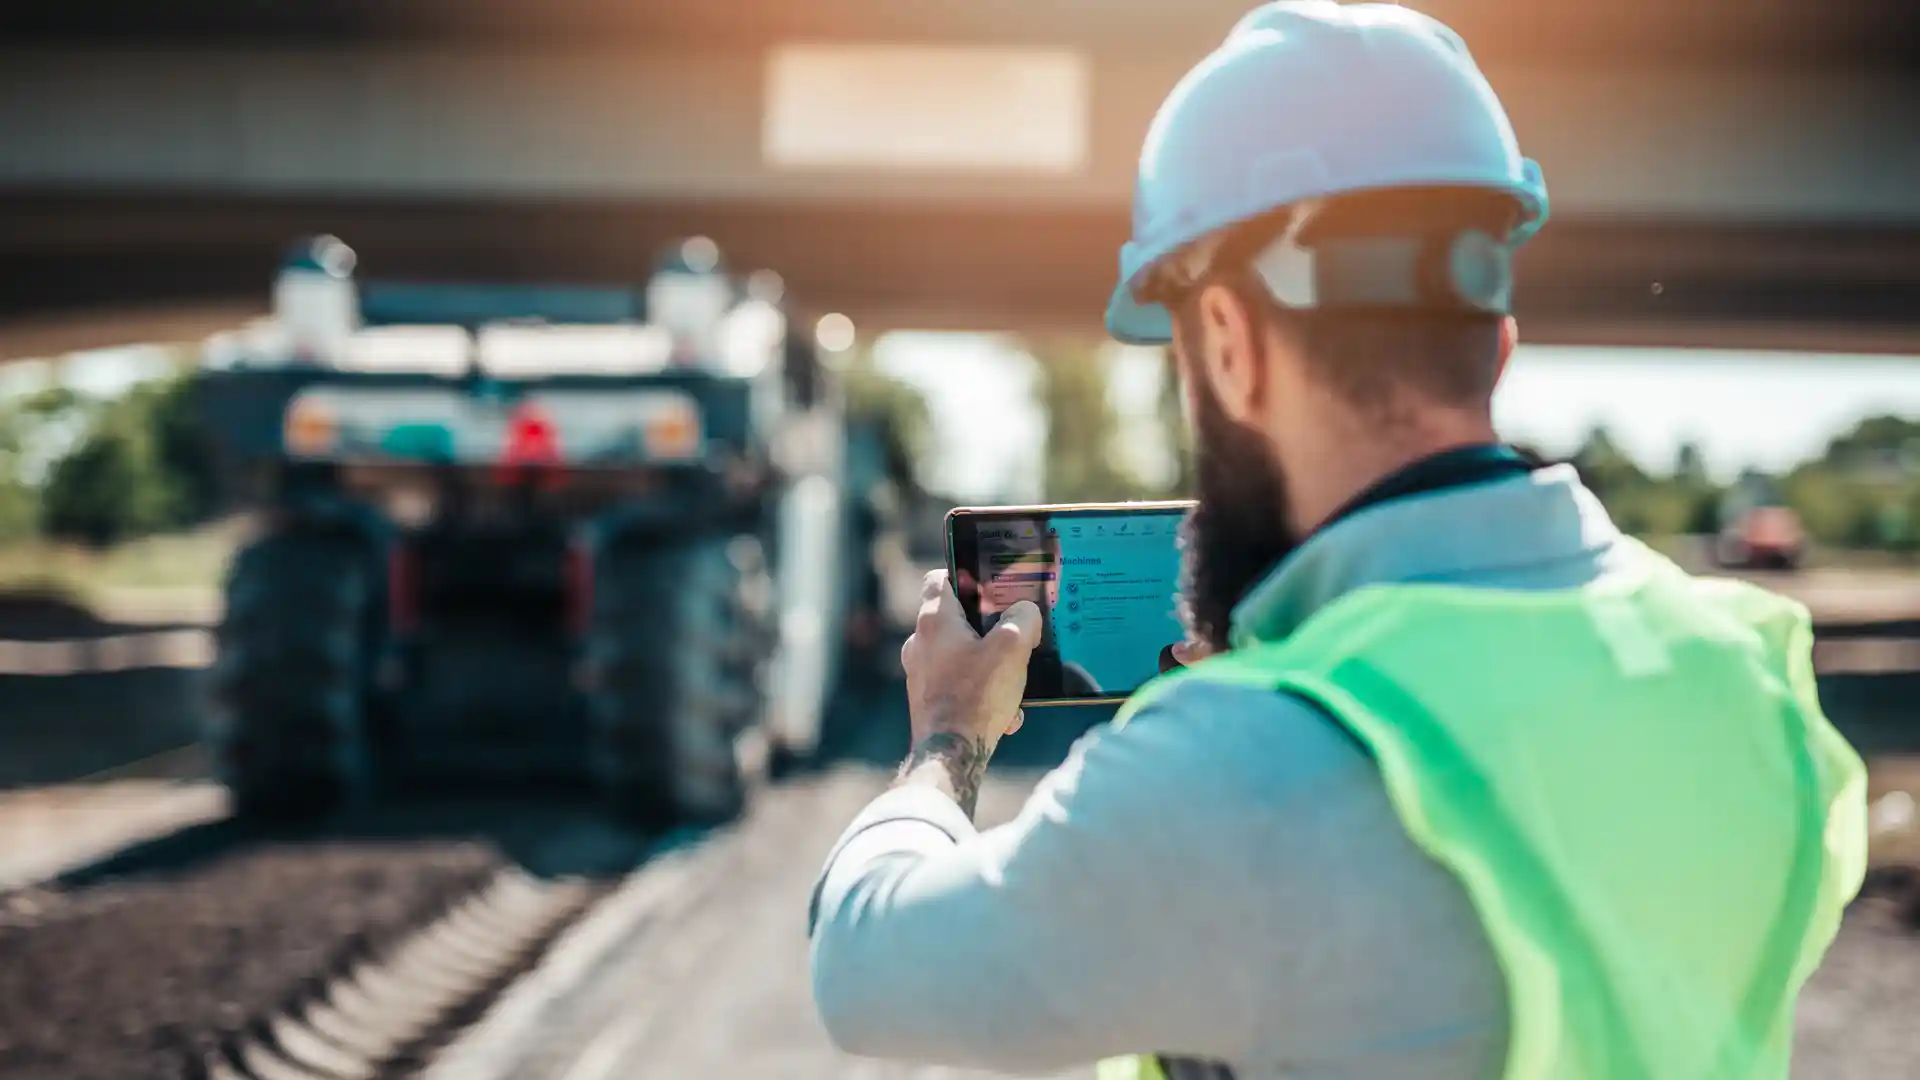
[{"left": 1316, "top": 443, "right": 1538, "bottom": 538}]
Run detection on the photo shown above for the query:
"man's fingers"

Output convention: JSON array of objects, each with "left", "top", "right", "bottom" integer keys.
[
  {"left": 921, "top": 568, "right": 998, "bottom": 641},
  {"left": 1171, "top": 640, "right": 1213, "bottom": 666},
  {"left": 987, "top": 599, "right": 1045, "bottom": 655},
  {"left": 1005, "top": 709, "right": 1025, "bottom": 737},
  {"left": 917, "top": 568, "right": 982, "bottom": 637},
  {"left": 916, "top": 569, "right": 950, "bottom": 624}
]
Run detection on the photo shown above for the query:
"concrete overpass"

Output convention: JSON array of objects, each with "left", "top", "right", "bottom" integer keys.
[{"left": 3, "top": 0, "right": 1919, "bottom": 354}]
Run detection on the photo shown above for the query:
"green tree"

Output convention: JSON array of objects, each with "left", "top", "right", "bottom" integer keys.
[
  {"left": 1897, "top": 485, "right": 1920, "bottom": 553},
  {"left": 1569, "top": 424, "right": 1646, "bottom": 500},
  {"left": 0, "top": 401, "right": 43, "bottom": 542},
  {"left": 1669, "top": 440, "right": 1724, "bottom": 535},
  {"left": 142, "top": 374, "right": 221, "bottom": 525},
  {"left": 41, "top": 416, "right": 174, "bottom": 547},
  {"left": 842, "top": 350, "right": 935, "bottom": 484},
  {"left": 1767, "top": 414, "right": 1920, "bottom": 554},
  {"left": 1028, "top": 339, "right": 1143, "bottom": 502},
  {"left": 36, "top": 372, "right": 215, "bottom": 546},
  {"left": 1566, "top": 426, "right": 1710, "bottom": 538},
  {"left": 1821, "top": 414, "right": 1920, "bottom": 470},
  {"left": 1154, "top": 348, "right": 1195, "bottom": 496},
  {"left": 1672, "top": 441, "right": 1708, "bottom": 487}
]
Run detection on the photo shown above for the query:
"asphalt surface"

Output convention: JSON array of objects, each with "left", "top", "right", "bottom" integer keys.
[
  {"left": 493, "top": 766, "right": 1098, "bottom": 1080},
  {"left": 419, "top": 684, "right": 1106, "bottom": 1080}
]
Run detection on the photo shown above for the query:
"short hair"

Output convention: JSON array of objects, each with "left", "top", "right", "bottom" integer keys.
[{"left": 1184, "top": 187, "right": 1521, "bottom": 416}]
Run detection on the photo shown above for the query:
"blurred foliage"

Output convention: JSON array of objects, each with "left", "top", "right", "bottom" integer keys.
[
  {"left": 0, "top": 400, "right": 45, "bottom": 543},
  {"left": 0, "top": 343, "right": 1914, "bottom": 568},
  {"left": 146, "top": 375, "right": 223, "bottom": 524},
  {"left": 1028, "top": 340, "right": 1155, "bottom": 503},
  {"left": 1004, "top": 340, "right": 1920, "bottom": 559},
  {"left": 0, "top": 371, "right": 221, "bottom": 549},
  {"left": 842, "top": 347, "right": 934, "bottom": 489},
  {"left": 1522, "top": 415, "right": 1920, "bottom": 559},
  {"left": 1554, "top": 426, "right": 1720, "bottom": 538},
  {"left": 1154, "top": 349, "right": 1196, "bottom": 497},
  {"left": 42, "top": 421, "right": 173, "bottom": 546}
]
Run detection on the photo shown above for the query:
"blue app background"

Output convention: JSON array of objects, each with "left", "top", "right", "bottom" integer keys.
[{"left": 1047, "top": 511, "right": 1185, "bottom": 694}]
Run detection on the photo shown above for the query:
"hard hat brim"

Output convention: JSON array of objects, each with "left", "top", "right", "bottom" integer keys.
[{"left": 1105, "top": 281, "right": 1175, "bottom": 346}]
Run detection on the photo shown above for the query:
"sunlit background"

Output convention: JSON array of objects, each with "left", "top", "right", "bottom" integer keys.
[
  {"left": 863, "top": 335, "right": 1920, "bottom": 502},
  {"left": 1, "top": 3, "right": 1917, "bottom": 1078}
]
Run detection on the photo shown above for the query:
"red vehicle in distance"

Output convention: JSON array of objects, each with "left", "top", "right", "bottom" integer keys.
[{"left": 1714, "top": 480, "right": 1806, "bottom": 572}]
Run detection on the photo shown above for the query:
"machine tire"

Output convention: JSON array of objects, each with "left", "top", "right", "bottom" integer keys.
[
  {"left": 209, "top": 529, "right": 377, "bottom": 822},
  {"left": 586, "top": 535, "right": 768, "bottom": 827}
]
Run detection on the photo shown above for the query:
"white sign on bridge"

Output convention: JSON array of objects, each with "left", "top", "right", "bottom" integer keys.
[{"left": 763, "top": 43, "right": 1091, "bottom": 174}]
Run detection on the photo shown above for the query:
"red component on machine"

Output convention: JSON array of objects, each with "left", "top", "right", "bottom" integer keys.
[
  {"left": 495, "top": 401, "right": 563, "bottom": 488},
  {"left": 502, "top": 402, "right": 561, "bottom": 467}
]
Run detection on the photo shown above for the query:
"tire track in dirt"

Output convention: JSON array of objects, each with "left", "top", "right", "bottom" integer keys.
[{"left": 0, "top": 796, "right": 655, "bottom": 1080}]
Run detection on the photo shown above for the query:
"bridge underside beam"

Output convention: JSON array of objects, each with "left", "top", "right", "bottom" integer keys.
[
  {"left": 7, "top": 0, "right": 1917, "bottom": 72},
  {"left": 4, "top": 192, "right": 1918, "bottom": 357}
]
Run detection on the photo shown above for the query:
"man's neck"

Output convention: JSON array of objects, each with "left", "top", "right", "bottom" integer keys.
[{"left": 1280, "top": 414, "right": 1501, "bottom": 537}]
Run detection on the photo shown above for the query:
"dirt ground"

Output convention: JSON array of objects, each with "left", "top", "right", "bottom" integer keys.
[
  {"left": 1793, "top": 894, "right": 1920, "bottom": 1080},
  {"left": 0, "top": 738, "right": 1912, "bottom": 1080},
  {"left": 0, "top": 773, "right": 224, "bottom": 892},
  {"left": 0, "top": 839, "right": 502, "bottom": 1080}
]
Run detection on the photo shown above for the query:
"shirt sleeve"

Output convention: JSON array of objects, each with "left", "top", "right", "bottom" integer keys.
[{"left": 806, "top": 699, "right": 1268, "bottom": 1075}]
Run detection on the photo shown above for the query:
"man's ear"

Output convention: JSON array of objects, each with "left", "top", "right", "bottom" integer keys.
[{"left": 1192, "top": 283, "right": 1265, "bottom": 425}]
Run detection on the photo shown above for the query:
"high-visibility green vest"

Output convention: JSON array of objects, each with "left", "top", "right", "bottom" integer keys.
[{"left": 1097, "top": 541, "right": 1868, "bottom": 1080}]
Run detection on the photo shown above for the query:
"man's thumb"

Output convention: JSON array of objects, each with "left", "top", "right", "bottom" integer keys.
[{"left": 990, "top": 600, "right": 1045, "bottom": 653}]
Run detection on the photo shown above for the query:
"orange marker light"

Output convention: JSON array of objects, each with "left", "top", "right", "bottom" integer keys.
[
  {"left": 644, "top": 404, "right": 702, "bottom": 460},
  {"left": 283, "top": 398, "right": 337, "bottom": 457}
]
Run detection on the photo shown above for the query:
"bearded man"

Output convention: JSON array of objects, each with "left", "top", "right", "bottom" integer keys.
[{"left": 807, "top": 6, "right": 1865, "bottom": 1079}]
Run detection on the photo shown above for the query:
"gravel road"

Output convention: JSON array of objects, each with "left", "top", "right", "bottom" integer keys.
[
  {"left": 0, "top": 840, "right": 498, "bottom": 1080},
  {"left": 441, "top": 764, "right": 1094, "bottom": 1080},
  {"left": 0, "top": 794, "right": 657, "bottom": 1080}
]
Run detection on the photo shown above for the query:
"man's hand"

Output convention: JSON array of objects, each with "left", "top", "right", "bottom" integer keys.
[
  {"left": 1170, "top": 640, "right": 1214, "bottom": 667},
  {"left": 893, "top": 570, "right": 1043, "bottom": 817}
]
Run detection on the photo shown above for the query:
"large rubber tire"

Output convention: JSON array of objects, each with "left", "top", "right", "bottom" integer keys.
[
  {"left": 208, "top": 530, "right": 376, "bottom": 823},
  {"left": 585, "top": 535, "right": 769, "bottom": 828}
]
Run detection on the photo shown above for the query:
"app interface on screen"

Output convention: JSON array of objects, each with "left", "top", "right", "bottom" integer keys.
[{"left": 974, "top": 511, "right": 1185, "bottom": 695}]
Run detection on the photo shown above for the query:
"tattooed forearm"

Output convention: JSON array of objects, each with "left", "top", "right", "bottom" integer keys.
[{"left": 893, "top": 731, "right": 992, "bottom": 818}]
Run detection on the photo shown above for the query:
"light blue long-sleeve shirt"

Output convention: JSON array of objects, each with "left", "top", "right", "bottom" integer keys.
[{"left": 809, "top": 464, "right": 1632, "bottom": 1079}]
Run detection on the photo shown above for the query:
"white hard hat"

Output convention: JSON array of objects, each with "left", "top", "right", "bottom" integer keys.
[{"left": 1107, "top": 1, "right": 1549, "bottom": 345}]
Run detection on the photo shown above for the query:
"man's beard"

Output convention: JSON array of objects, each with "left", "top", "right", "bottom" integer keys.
[{"left": 1178, "top": 374, "right": 1300, "bottom": 653}]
